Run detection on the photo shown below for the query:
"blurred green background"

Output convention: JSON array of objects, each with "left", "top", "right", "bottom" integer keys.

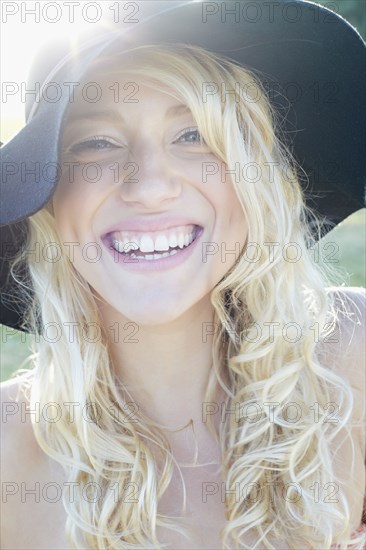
[{"left": 1, "top": 0, "right": 365, "bottom": 383}]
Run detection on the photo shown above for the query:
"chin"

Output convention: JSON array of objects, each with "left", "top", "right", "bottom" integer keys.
[
  {"left": 119, "top": 303, "right": 187, "bottom": 327},
  {"left": 94, "top": 292, "right": 188, "bottom": 327}
]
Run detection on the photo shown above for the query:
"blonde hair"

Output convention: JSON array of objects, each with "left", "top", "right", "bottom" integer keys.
[{"left": 10, "top": 43, "right": 365, "bottom": 549}]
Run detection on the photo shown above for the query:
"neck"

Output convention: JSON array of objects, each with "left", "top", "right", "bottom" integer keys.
[{"left": 95, "top": 294, "right": 228, "bottom": 461}]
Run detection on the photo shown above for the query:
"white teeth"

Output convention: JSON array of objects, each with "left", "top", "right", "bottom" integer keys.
[
  {"left": 139, "top": 235, "right": 155, "bottom": 253},
  {"left": 154, "top": 235, "right": 170, "bottom": 251},
  {"left": 128, "top": 248, "right": 179, "bottom": 261},
  {"left": 168, "top": 233, "right": 178, "bottom": 249},
  {"left": 177, "top": 233, "right": 185, "bottom": 249},
  {"left": 111, "top": 225, "right": 198, "bottom": 255},
  {"left": 112, "top": 240, "right": 139, "bottom": 254},
  {"left": 112, "top": 240, "right": 123, "bottom": 254},
  {"left": 154, "top": 251, "right": 169, "bottom": 260},
  {"left": 126, "top": 242, "right": 139, "bottom": 251}
]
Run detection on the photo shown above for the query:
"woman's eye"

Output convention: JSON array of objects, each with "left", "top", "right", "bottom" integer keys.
[
  {"left": 174, "top": 128, "right": 206, "bottom": 145},
  {"left": 69, "top": 137, "right": 121, "bottom": 153}
]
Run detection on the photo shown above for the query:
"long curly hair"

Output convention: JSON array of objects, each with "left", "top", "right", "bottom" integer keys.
[{"left": 9, "top": 43, "right": 365, "bottom": 549}]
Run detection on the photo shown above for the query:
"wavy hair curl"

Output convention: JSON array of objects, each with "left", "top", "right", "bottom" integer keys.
[{"left": 9, "top": 43, "right": 365, "bottom": 549}]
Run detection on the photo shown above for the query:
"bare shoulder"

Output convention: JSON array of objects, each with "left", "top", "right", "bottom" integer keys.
[
  {"left": 320, "top": 286, "right": 366, "bottom": 455},
  {"left": 1, "top": 373, "right": 69, "bottom": 549},
  {"left": 1, "top": 373, "right": 38, "bottom": 544},
  {"left": 322, "top": 286, "right": 365, "bottom": 376},
  {"left": 0, "top": 372, "right": 47, "bottom": 502},
  {"left": 328, "top": 285, "right": 366, "bottom": 329},
  {"left": 316, "top": 287, "right": 366, "bottom": 528},
  {"left": 0, "top": 372, "right": 40, "bottom": 461}
]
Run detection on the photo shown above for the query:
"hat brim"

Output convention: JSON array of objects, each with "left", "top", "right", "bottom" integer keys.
[{"left": 1, "top": 0, "right": 365, "bottom": 331}]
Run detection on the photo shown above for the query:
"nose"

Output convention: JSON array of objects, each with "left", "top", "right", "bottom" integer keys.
[{"left": 117, "top": 141, "right": 182, "bottom": 209}]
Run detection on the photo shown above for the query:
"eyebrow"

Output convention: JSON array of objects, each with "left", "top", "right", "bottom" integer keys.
[
  {"left": 166, "top": 104, "right": 192, "bottom": 118},
  {"left": 67, "top": 104, "right": 192, "bottom": 124},
  {"left": 65, "top": 103, "right": 192, "bottom": 123}
]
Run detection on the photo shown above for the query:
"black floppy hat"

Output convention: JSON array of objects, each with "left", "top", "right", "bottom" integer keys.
[{"left": 0, "top": 0, "right": 365, "bottom": 332}]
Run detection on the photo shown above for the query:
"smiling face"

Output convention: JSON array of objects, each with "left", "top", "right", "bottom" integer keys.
[{"left": 52, "top": 74, "right": 248, "bottom": 326}]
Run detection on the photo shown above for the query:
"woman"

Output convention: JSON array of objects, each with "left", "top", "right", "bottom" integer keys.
[{"left": 1, "top": 1, "right": 365, "bottom": 548}]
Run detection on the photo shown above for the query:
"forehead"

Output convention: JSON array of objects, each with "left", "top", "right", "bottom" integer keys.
[{"left": 66, "top": 74, "right": 191, "bottom": 119}]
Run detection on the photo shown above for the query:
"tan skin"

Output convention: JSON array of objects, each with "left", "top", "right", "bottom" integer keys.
[
  {"left": 51, "top": 76, "right": 248, "bottom": 431},
  {"left": 1, "top": 76, "right": 365, "bottom": 549},
  {"left": 1, "top": 287, "right": 365, "bottom": 549}
]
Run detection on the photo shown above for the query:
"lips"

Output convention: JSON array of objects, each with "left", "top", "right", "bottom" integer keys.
[
  {"left": 101, "top": 224, "right": 204, "bottom": 271},
  {"left": 102, "top": 216, "right": 203, "bottom": 234},
  {"left": 102, "top": 224, "right": 202, "bottom": 259},
  {"left": 111, "top": 224, "right": 198, "bottom": 253},
  {"left": 100, "top": 215, "right": 204, "bottom": 269}
]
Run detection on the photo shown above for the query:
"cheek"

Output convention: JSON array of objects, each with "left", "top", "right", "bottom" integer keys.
[
  {"left": 52, "top": 165, "right": 113, "bottom": 230},
  {"left": 230, "top": 197, "right": 248, "bottom": 246},
  {"left": 174, "top": 155, "right": 218, "bottom": 184},
  {"left": 216, "top": 180, "right": 248, "bottom": 247},
  {"left": 51, "top": 185, "right": 88, "bottom": 247}
]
